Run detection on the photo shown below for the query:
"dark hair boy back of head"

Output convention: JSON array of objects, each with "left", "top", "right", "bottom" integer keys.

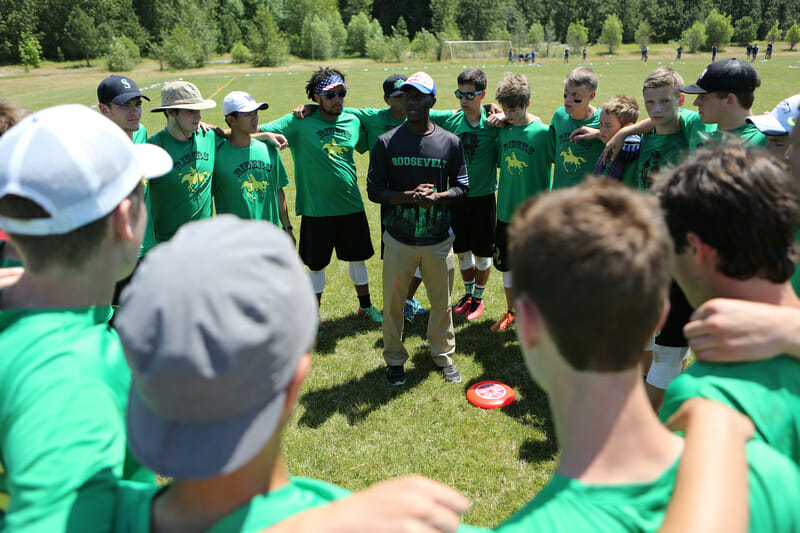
[
  {"left": 305, "top": 67, "right": 346, "bottom": 100},
  {"left": 457, "top": 69, "right": 487, "bottom": 92},
  {"left": 654, "top": 145, "right": 800, "bottom": 283},
  {"left": 510, "top": 179, "right": 672, "bottom": 371}
]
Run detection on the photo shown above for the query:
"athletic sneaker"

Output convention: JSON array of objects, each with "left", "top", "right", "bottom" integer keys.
[
  {"left": 410, "top": 297, "right": 428, "bottom": 315},
  {"left": 403, "top": 302, "right": 415, "bottom": 324},
  {"left": 358, "top": 305, "right": 383, "bottom": 323},
  {"left": 453, "top": 294, "right": 472, "bottom": 315},
  {"left": 440, "top": 364, "right": 462, "bottom": 383},
  {"left": 490, "top": 312, "right": 515, "bottom": 331},
  {"left": 386, "top": 365, "right": 406, "bottom": 386},
  {"left": 465, "top": 299, "right": 485, "bottom": 321}
]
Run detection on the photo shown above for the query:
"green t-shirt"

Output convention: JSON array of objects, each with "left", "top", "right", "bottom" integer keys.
[
  {"left": 147, "top": 128, "right": 221, "bottom": 243},
  {"left": 132, "top": 125, "right": 158, "bottom": 256},
  {"left": 679, "top": 108, "right": 717, "bottom": 151},
  {"left": 0, "top": 307, "right": 146, "bottom": 532},
  {"left": 260, "top": 110, "right": 365, "bottom": 217},
  {"left": 496, "top": 120, "right": 551, "bottom": 223},
  {"left": 659, "top": 355, "right": 800, "bottom": 466},
  {"left": 549, "top": 107, "right": 605, "bottom": 190},
  {"left": 431, "top": 108, "right": 499, "bottom": 197},
  {"left": 637, "top": 130, "right": 689, "bottom": 191},
  {"left": 213, "top": 140, "right": 289, "bottom": 225},
  {"left": 345, "top": 107, "right": 405, "bottom": 154},
  {"left": 495, "top": 440, "right": 800, "bottom": 532},
  {"left": 709, "top": 122, "right": 768, "bottom": 148},
  {"left": 0, "top": 242, "right": 22, "bottom": 269}
]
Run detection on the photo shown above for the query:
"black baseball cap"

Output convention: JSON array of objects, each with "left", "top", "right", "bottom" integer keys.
[
  {"left": 680, "top": 59, "right": 760, "bottom": 94},
  {"left": 97, "top": 75, "right": 150, "bottom": 105},
  {"left": 384, "top": 74, "right": 408, "bottom": 98}
]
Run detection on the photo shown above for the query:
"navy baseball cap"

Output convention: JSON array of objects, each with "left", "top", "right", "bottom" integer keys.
[
  {"left": 384, "top": 74, "right": 408, "bottom": 98},
  {"left": 97, "top": 75, "right": 149, "bottom": 105},
  {"left": 681, "top": 59, "right": 760, "bottom": 94}
]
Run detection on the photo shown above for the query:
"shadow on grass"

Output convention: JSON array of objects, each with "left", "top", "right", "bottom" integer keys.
[
  {"left": 297, "top": 349, "right": 439, "bottom": 428},
  {"left": 315, "top": 311, "right": 384, "bottom": 355}
]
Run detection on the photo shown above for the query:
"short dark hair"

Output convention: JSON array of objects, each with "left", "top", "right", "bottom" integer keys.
[
  {"left": 457, "top": 69, "right": 487, "bottom": 92},
  {"left": 0, "top": 100, "right": 30, "bottom": 137},
  {"left": 510, "top": 179, "right": 672, "bottom": 371},
  {"left": 305, "top": 67, "right": 346, "bottom": 100},
  {"left": 654, "top": 145, "right": 800, "bottom": 283}
]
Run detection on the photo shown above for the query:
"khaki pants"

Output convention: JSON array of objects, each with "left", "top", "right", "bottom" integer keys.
[{"left": 382, "top": 231, "right": 455, "bottom": 367}]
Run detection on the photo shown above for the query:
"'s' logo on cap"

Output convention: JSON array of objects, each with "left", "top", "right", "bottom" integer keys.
[{"left": 121, "top": 79, "right": 131, "bottom": 89}]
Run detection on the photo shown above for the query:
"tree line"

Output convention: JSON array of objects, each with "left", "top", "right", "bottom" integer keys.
[{"left": 2, "top": 0, "right": 798, "bottom": 71}]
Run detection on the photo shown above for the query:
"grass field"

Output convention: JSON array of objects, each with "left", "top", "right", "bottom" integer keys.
[{"left": 2, "top": 45, "right": 798, "bottom": 527}]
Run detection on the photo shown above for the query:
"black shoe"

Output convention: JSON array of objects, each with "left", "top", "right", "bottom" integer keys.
[
  {"left": 386, "top": 365, "right": 406, "bottom": 386},
  {"left": 440, "top": 364, "right": 462, "bottom": 383}
]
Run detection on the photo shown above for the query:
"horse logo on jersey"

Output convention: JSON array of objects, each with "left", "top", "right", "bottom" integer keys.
[
  {"left": 241, "top": 174, "right": 268, "bottom": 200},
  {"left": 505, "top": 152, "right": 528, "bottom": 174},
  {"left": 560, "top": 147, "right": 586, "bottom": 172},
  {"left": 322, "top": 139, "right": 348, "bottom": 159},
  {"left": 181, "top": 168, "right": 210, "bottom": 192}
]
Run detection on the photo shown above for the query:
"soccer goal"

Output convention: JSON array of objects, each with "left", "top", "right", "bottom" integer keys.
[{"left": 440, "top": 40, "right": 513, "bottom": 61}]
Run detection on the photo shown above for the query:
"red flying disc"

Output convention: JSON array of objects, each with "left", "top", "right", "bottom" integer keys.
[{"left": 467, "top": 381, "right": 515, "bottom": 409}]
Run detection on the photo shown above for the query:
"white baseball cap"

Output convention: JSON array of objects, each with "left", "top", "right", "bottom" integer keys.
[
  {"left": 747, "top": 94, "right": 800, "bottom": 136},
  {"left": 222, "top": 91, "right": 269, "bottom": 116},
  {"left": 0, "top": 104, "right": 172, "bottom": 236}
]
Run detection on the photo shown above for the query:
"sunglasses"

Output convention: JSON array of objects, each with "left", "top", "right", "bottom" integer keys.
[
  {"left": 454, "top": 89, "right": 484, "bottom": 100},
  {"left": 322, "top": 89, "right": 347, "bottom": 100}
]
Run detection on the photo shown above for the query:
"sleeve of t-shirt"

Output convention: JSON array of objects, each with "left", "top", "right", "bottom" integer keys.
[
  {"left": 448, "top": 138, "right": 469, "bottom": 199},
  {"left": 271, "top": 145, "right": 290, "bottom": 190},
  {"left": 429, "top": 109, "right": 454, "bottom": 127},
  {"left": 366, "top": 137, "right": 390, "bottom": 204},
  {"left": 259, "top": 113, "right": 295, "bottom": 136},
  {"left": 355, "top": 123, "right": 369, "bottom": 154},
  {"left": 547, "top": 118, "right": 557, "bottom": 161},
  {"left": 2, "top": 369, "right": 125, "bottom": 532}
]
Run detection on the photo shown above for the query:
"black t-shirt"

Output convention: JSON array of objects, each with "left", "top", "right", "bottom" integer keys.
[{"left": 367, "top": 123, "right": 468, "bottom": 245}]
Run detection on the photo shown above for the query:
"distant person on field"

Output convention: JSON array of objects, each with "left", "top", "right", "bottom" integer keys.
[
  {"left": 676, "top": 44, "right": 682, "bottom": 61},
  {"left": 563, "top": 46, "right": 569, "bottom": 63},
  {"left": 711, "top": 43, "right": 717, "bottom": 61}
]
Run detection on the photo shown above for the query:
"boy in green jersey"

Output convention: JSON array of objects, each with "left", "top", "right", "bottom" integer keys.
[
  {"left": 490, "top": 74, "right": 550, "bottom": 332},
  {"left": 590, "top": 95, "right": 640, "bottom": 188},
  {"left": 655, "top": 145, "right": 800, "bottom": 466},
  {"left": 550, "top": 67, "right": 605, "bottom": 190},
  {"left": 0, "top": 104, "right": 171, "bottom": 531},
  {"left": 258, "top": 67, "right": 381, "bottom": 323},
  {"left": 497, "top": 178, "right": 800, "bottom": 533},
  {"left": 147, "top": 81, "right": 222, "bottom": 244},
  {"left": 214, "top": 91, "right": 293, "bottom": 234}
]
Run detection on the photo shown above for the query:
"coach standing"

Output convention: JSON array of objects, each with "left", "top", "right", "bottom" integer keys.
[{"left": 367, "top": 72, "right": 469, "bottom": 386}]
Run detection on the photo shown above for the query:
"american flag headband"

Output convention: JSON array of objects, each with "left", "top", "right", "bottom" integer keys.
[{"left": 315, "top": 75, "right": 347, "bottom": 94}]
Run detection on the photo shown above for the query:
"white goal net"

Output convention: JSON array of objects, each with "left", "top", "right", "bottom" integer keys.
[{"left": 440, "top": 40, "right": 512, "bottom": 61}]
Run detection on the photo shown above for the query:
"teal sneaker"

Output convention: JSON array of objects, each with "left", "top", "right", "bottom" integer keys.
[
  {"left": 358, "top": 305, "right": 383, "bottom": 323},
  {"left": 403, "top": 302, "right": 415, "bottom": 324},
  {"left": 410, "top": 297, "right": 429, "bottom": 315}
]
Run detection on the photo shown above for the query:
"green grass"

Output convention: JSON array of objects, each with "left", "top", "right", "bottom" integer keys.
[{"left": 1, "top": 47, "right": 797, "bottom": 527}]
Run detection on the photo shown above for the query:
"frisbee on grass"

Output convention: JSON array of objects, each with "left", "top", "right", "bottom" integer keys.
[{"left": 467, "top": 381, "right": 515, "bottom": 409}]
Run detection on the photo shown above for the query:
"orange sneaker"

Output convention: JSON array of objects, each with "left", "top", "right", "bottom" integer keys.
[{"left": 490, "top": 312, "right": 515, "bottom": 331}]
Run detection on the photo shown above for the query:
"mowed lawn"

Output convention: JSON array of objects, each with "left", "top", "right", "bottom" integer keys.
[{"left": 2, "top": 46, "right": 797, "bottom": 527}]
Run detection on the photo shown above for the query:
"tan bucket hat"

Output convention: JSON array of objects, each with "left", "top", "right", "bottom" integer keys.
[{"left": 150, "top": 81, "right": 216, "bottom": 112}]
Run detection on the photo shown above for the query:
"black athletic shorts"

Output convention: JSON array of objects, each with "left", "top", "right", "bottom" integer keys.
[
  {"left": 451, "top": 193, "right": 496, "bottom": 257},
  {"left": 655, "top": 280, "right": 694, "bottom": 347},
  {"left": 492, "top": 220, "right": 511, "bottom": 272},
  {"left": 299, "top": 211, "right": 374, "bottom": 271}
]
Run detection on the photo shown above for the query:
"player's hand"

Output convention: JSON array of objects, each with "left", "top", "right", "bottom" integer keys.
[
  {"left": 569, "top": 126, "right": 599, "bottom": 142},
  {"left": 293, "top": 104, "right": 317, "bottom": 119},
  {"left": 601, "top": 130, "right": 626, "bottom": 163},
  {"left": 261, "top": 132, "right": 289, "bottom": 150},
  {"left": 260, "top": 475, "right": 470, "bottom": 533},
  {"left": 684, "top": 298, "right": 800, "bottom": 362},
  {"left": 209, "top": 124, "right": 230, "bottom": 139},
  {"left": 198, "top": 121, "right": 213, "bottom": 133},
  {"left": 483, "top": 102, "right": 502, "bottom": 115},
  {"left": 486, "top": 113, "right": 507, "bottom": 128},
  {"left": 0, "top": 267, "right": 23, "bottom": 290},
  {"left": 665, "top": 398, "right": 754, "bottom": 442}
]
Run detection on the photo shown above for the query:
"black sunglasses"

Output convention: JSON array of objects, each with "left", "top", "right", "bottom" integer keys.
[
  {"left": 454, "top": 89, "right": 484, "bottom": 100},
  {"left": 322, "top": 89, "right": 348, "bottom": 100}
]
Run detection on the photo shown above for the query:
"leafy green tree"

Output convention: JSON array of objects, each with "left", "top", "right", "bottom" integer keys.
[
  {"left": 733, "top": 16, "right": 757, "bottom": 45},
  {"left": 388, "top": 16, "right": 410, "bottom": 61},
  {"left": 566, "top": 20, "right": 588, "bottom": 52},
  {"left": 64, "top": 7, "right": 110, "bottom": 67},
  {"left": 634, "top": 19, "right": 653, "bottom": 48},
  {"left": 765, "top": 21, "right": 783, "bottom": 43},
  {"left": 787, "top": 23, "right": 800, "bottom": 50},
  {"left": 366, "top": 34, "right": 390, "bottom": 60},
  {"left": 682, "top": 20, "right": 706, "bottom": 53},
  {"left": 301, "top": 15, "right": 334, "bottom": 59},
  {"left": 248, "top": 6, "right": 289, "bottom": 67},
  {"left": 430, "top": 0, "right": 457, "bottom": 35},
  {"left": 0, "top": 0, "right": 39, "bottom": 63},
  {"left": 544, "top": 20, "right": 556, "bottom": 57},
  {"left": 528, "top": 22, "right": 544, "bottom": 51},
  {"left": 341, "top": 0, "right": 373, "bottom": 24},
  {"left": 230, "top": 41, "right": 251, "bottom": 63},
  {"left": 346, "top": 12, "right": 383, "bottom": 56},
  {"left": 105, "top": 35, "right": 140, "bottom": 71},
  {"left": 18, "top": 31, "right": 42, "bottom": 70},
  {"left": 598, "top": 14, "right": 623, "bottom": 54},
  {"left": 704, "top": 9, "right": 733, "bottom": 49},
  {"left": 410, "top": 28, "right": 440, "bottom": 60}
]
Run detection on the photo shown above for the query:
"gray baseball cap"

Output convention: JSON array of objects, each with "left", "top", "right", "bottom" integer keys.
[{"left": 116, "top": 216, "right": 318, "bottom": 479}]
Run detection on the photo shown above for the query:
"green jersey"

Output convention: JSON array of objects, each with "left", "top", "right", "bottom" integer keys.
[
  {"left": 496, "top": 120, "right": 551, "bottom": 223},
  {"left": 679, "top": 109, "right": 717, "bottom": 151},
  {"left": 260, "top": 110, "right": 365, "bottom": 217},
  {"left": 147, "top": 128, "right": 220, "bottom": 243},
  {"left": 431, "top": 108, "right": 499, "bottom": 197},
  {"left": 549, "top": 107, "right": 605, "bottom": 190},
  {"left": 709, "top": 122, "right": 768, "bottom": 148},
  {"left": 495, "top": 440, "right": 800, "bottom": 532},
  {"left": 213, "top": 140, "right": 289, "bottom": 225},
  {"left": 0, "top": 242, "right": 21, "bottom": 269},
  {"left": 637, "top": 130, "right": 689, "bottom": 191},
  {"left": 345, "top": 107, "right": 405, "bottom": 153},
  {"left": 660, "top": 355, "right": 800, "bottom": 466},
  {"left": 0, "top": 307, "right": 146, "bottom": 532},
  {"left": 132, "top": 125, "right": 158, "bottom": 256}
]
